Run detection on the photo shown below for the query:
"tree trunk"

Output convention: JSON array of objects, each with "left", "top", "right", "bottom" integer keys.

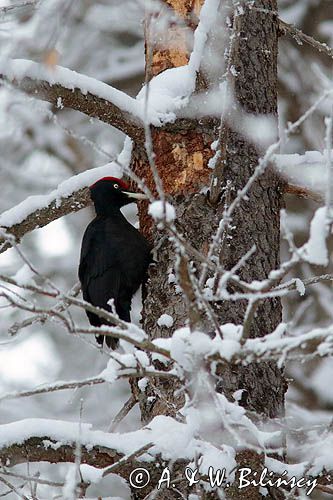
[
  {"left": 132, "top": 1, "right": 286, "bottom": 498},
  {"left": 217, "top": 1, "right": 286, "bottom": 419}
]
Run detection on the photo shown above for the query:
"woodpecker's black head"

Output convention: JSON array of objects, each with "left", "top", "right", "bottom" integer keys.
[{"left": 90, "top": 177, "right": 146, "bottom": 215}]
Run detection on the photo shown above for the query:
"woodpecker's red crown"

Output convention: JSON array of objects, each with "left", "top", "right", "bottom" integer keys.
[{"left": 90, "top": 177, "right": 129, "bottom": 190}]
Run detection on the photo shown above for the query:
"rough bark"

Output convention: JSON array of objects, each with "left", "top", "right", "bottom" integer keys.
[
  {"left": 133, "top": 1, "right": 286, "bottom": 498},
  {"left": 216, "top": 0, "right": 286, "bottom": 419},
  {"left": 131, "top": 0, "right": 218, "bottom": 427},
  {"left": 0, "top": 437, "right": 122, "bottom": 469}
]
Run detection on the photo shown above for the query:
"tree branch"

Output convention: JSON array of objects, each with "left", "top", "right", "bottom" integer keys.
[
  {"left": 0, "top": 187, "right": 90, "bottom": 254},
  {"left": 0, "top": 419, "right": 190, "bottom": 499},
  {"left": 0, "top": 419, "right": 148, "bottom": 470},
  {"left": 0, "top": 161, "right": 124, "bottom": 254},
  {"left": 0, "top": 436, "right": 131, "bottom": 471},
  {"left": 279, "top": 18, "right": 333, "bottom": 60},
  {"left": 0, "top": 376, "right": 105, "bottom": 403},
  {"left": 284, "top": 183, "right": 323, "bottom": 203},
  {"left": 8, "top": 281, "right": 81, "bottom": 336},
  {"left": 0, "top": 59, "right": 145, "bottom": 143},
  {"left": 109, "top": 395, "right": 138, "bottom": 432},
  {"left": 284, "top": 183, "right": 324, "bottom": 203}
]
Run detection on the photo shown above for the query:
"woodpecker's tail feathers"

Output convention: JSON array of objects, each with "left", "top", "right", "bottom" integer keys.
[{"left": 96, "top": 334, "right": 119, "bottom": 349}]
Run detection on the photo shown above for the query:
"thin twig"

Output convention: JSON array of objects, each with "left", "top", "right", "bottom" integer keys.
[
  {"left": 0, "top": 470, "right": 63, "bottom": 489},
  {"left": 102, "top": 443, "right": 153, "bottom": 477},
  {"left": 241, "top": 299, "right": 259, "bottom": 343},
  {"left": 316, "top": 484, "right": 333, "bottom": 496},
  {"left": 0, "top": 476, "right": 29, "bottom": 500},
  {"left": 9, "top": 281, "right": 81, "bottom": 336},
  {"left": 0, "top": 377, "right": 105, "bottom": 403},
  {"left": 274, "top": 273, "right": 333, "bottom": 293},
  {"left": 209, "top": 2, "right": 235, "bottom": 205},
  {"left": 143, "top": 17, "right": 165, "bottom": 202},
  {"left": 279, "top": 18, "right": 333, "bottom": 61},
  {"left": 109, "top": 395, "right": 138, "bottom": 432}
]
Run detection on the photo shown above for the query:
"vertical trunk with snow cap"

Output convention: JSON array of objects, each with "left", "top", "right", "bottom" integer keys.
[
  {"left": 131, "top": 0, "right": 219, "bottom": 423},
  {"left": 132, "top": 1, "right": 286, "bottom": 498}
]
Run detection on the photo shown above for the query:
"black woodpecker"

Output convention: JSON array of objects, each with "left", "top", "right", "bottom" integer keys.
[{"left": 79, "top": 177, "right": 152, "bottom": 348}]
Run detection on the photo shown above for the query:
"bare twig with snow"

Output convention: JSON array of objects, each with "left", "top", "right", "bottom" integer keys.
[
  {"left": 8, "top": 281, "right": 81, "bottom": 336},
  {"left": 102, "top": 442, "right": 153, "bottom": 477},
  {"left": 0, "top": 377, "right": 105, "bottom": 403}
]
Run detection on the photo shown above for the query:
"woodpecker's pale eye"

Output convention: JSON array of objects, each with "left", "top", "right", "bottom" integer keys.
[{"left": 114, "top": 183, "right": 119, "bottom": 189}]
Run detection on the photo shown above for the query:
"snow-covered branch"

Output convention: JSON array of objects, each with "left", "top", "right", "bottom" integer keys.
[
  {"left": 207, "top": 323, "right": 333, "bottom": 365},
  {"left": 0, "top": 159, "right": 124, "bottom": 254},
  {"left": 0, "top": 59, "right": 145, "bottom": 142},
  {"left": 0, "top": 416, "right": 233, "bottom": 496},
  {"left": 0, "top": 419, "right": 155, "bottom": 481}
]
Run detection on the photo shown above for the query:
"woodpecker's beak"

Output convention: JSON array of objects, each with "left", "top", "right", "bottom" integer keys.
[{"left": 123, "top": 191, "right": 147, "bottom": 200}]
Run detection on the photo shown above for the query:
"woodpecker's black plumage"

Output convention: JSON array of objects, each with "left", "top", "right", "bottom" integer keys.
[{"left": 79, "top": 177, "right": 151, "bottom": 348}]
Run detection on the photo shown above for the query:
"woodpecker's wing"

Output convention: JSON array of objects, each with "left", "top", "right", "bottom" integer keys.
[
  {"left": 90, "top": 269, "right": 125, "bottom": 318},
  {"left": 79, "top": 218, "right": 130, "bottom": 322}
]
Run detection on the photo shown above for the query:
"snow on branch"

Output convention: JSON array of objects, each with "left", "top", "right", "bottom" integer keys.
[
  {"left": 0, "top": 158, "right": 124, "bottom": 254},
  {"left": 0, "top": 59, "right": 145, "bottom": 142},
  {"left": 188, "top": 0, "right": 220, "bottom": 76},
  {"left": 1, "top": 58, "right": 207, "bottom": 132},
  {"left": 238, "top": 324, "right": 333, "bottom": 364},
  {"left": 300, "top": 206, "right": 330, "bottom": 265},
  {"left": 0, "top": 272, "right": 172, "bottom": 358},
  {"left": 0, "top": 418, "right": 152, "bottom": 474},
  {"left": 0, "top": 416, "right": 235, "bottom": 488},
  {"left": 0, "top": 187, "right": 89, "bottom": 254},
  {"left": 274, "top": 151, "right": 331, "bottom": 201},
  {"left": 152, "top": 322, "right": 333, "bottom": 369}
]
